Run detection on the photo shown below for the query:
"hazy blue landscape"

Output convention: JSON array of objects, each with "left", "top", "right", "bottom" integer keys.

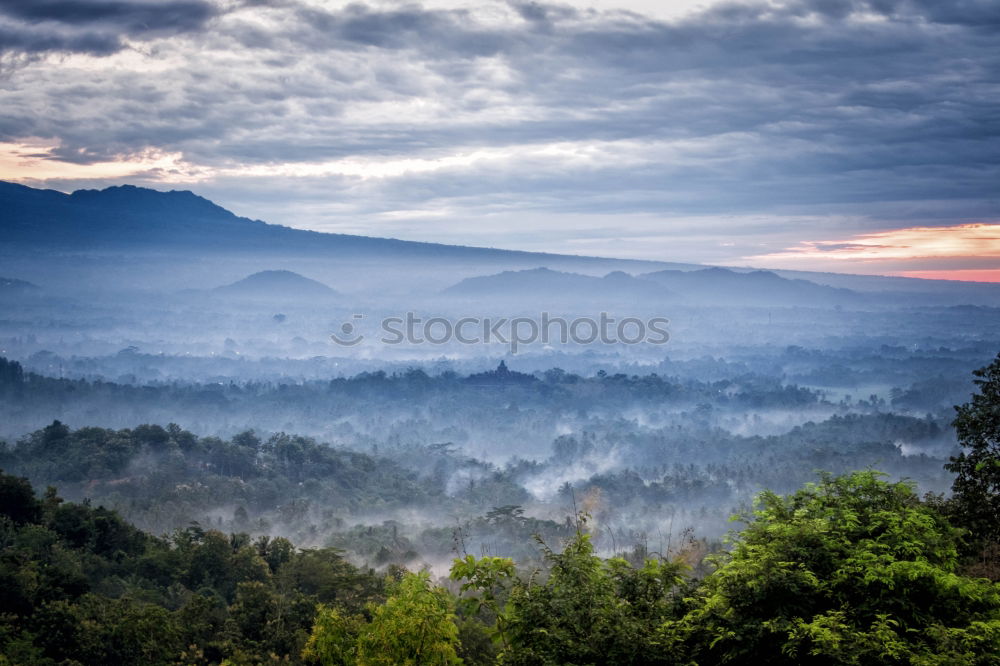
[
  {"left": 3, "top": 0, "right": 1000, "bottom": 663},
  {"left": 1, "top": 178, "right": 996, "bottom": 550}
]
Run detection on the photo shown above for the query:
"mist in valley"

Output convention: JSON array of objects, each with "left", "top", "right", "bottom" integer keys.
[
  {"left": 4, "top": 0, "right": 1000, "bottom": 660},
  {"left": 2, "top": 192, "right": 995, "bottom": 569}
]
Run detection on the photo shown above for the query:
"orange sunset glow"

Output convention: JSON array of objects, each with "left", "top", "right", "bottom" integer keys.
[
  {"left": 897, "top": 269, "right": 1000, "bottom": 282},
  {"left": 0, "top": 141, "right": 187, "bottom": 182},
  {"left": 748, "top": 223, "right": 1000, "bottom": 282}
]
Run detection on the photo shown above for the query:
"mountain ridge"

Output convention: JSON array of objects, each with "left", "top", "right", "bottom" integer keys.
[
  {"left": 0, "top": 180, "right": 689, "bottom": 269},
  {"left": 640, "top": 267, "right": 861, "bottom": 307},
  {"left": 2, "top": 181, "right": 998, "bottom": 304},
  {"left": 443, "top": 266, "right": 865, "bottom": 308},
  {"left": 443, "top": 266, "right": 676, "bottom": 302}
]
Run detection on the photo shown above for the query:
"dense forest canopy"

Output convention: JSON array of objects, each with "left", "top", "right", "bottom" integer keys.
[
  {"left": 2, "top": 233, "right": 999, "bottom": 665},
  {"left": 0, "top": 354, "right": 960, "bottom": 560},
  {"left": 2, "top": 467, "right": 999, "bottom": 665},
  {"left": 3, "top": 2, "right": 1000, "bottom": 659},
  {"left": 2, "top": 354, "right": 1000, "bottom": 664}
]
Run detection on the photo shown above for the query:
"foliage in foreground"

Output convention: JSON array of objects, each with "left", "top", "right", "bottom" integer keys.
[
  {"left": 0, "top": 470, "right": 383, "bottom": 665},
  {"left": 661, "top": 471, "right": 1000, "bottom": 664},
  {"left": 947, "top": 352, "right": 1000, "bottom": 578},
  {"left": 303, "top": 572, "right": 462, "bottom": 666},
  {"left": 6, "top": 353, "right": 1000, "bottom": 664},
  {"left": 4, "top": 467, "right": 1000, "bottom": 665}
]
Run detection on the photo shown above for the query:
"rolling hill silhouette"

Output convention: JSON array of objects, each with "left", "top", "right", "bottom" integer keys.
[
  {"left": 214, "top": 270, "right": 338, "bottom": 301},
  {"left": 442, "top": 266, "right": 867, "bottom": 307},
  {"left": 444, "top": 267, "right": 676, "bottom": 304},
  {"left": 3, "top": 180, "right": 997, "bottom": 305},
  {"left": 0, "top": 181, "right": 683, "bottom": 267},
  {"left": 640, "top": 267, "right": 861, "bottom": 307}
]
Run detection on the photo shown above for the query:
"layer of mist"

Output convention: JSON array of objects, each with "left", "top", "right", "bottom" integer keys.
[{"left": 1, "top": 180, "right": 997, "bottom": 569}]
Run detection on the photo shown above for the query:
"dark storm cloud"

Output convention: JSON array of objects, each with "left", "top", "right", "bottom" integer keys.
[
  {"left": 283, "top": 4, "right": 519, "bottom": 57},
  {"left": 3, "top": 0, "right": 999, "bottom": 252},
  {"left": 0, "top": 24, "right": 121, "bottom": 54},
  {"left": 0, "top": 0, "right": 216, "bottom": 31},
  {"left": 0, "top": 0, "right": 219, "bottom": 54},
  {"left": 245, "top": 0, "right": 999, "bottom": 207}
]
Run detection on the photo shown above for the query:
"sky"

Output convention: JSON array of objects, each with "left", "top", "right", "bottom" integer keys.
[{"left": 1, "top": 0, "right": 998, "bottom": 279}]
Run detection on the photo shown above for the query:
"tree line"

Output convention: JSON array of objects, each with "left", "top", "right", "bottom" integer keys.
[{"left": 2, "top": 354, "right": 1000, "bottom": 664}]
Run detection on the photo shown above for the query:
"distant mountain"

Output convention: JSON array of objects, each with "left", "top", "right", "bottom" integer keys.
[
  {"left": 640, "top": 267, "right": 861, "bottom": 307},
  {"left": 0, "top": 181, "right": 682, "bottom": 268},
  {"left": 443, "top": 266, "right": 866, "bottom": 308},
  {"left": 214, "top": 270, "right": 337, "bottom": 301},
  {"left": 1, "top": 181, "right": 259, "bottom": 247},
  {"left": 443, "top": 267, "right": 675, "bottom": 305},
  {"left": 2, "top": 181, "right": 997, "bottom": 305}
]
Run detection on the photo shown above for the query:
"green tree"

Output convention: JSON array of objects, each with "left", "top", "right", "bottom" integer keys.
[
  {"left": 302, "top": 605, "right": 363, "bottom": 666},
  {"left": 450, "top": 555, "right": 515, "bottom": 650},
  {"left": 663, "top": 471, "right": 1000, "bottom": 664},
  {"left": 304, "top": 572, "right": 462, "bottom": 666},
  {"left": 947, "top": 352, "right": 1000, "bottom": 575},
  {"left": 452, "top": 529, "right": 684, "bottom": 665},
  {"left": 0, "top": 471, "right": 41, "bottom": 524},
  {"left": 357, "top": 572, "right": 461, "bottom": 666}
]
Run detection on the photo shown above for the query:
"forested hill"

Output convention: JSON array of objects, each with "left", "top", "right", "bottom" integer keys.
[
  {"left": 0, "top": 470, "right": 389, "bottom": 665},
  {"left": 3, "top": 355, "right": 1000, "bottom": 664},
  {"left": 0, "top": 355, "right": 958, "bottom": 497},
  {"left": 0, "top": 356, "right": 961, "bottom": 546},
  {"left": 0, "top": 355, "right": 827, "bottom": 443},
  {"left": 3, "top": 466, "right": 1000, "bottom": 665}
]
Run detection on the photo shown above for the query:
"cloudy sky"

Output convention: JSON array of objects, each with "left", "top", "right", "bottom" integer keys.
[{"left": 1, "top": 0, "right": 998, "bottom": 279}]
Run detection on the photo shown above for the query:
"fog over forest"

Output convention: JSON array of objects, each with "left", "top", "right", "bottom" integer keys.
[
  {"left": 4, "top": 0, "right": 1000, "bottom": 659},
  {"left": 0, "top": 174, "right": 1000, "bottom": 666},
  {"left": 2, "top": 181, "right": 1000, "bottom": 663},
  {"left": 2, "top": 181, "right": 997, "bottom": 562}
]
